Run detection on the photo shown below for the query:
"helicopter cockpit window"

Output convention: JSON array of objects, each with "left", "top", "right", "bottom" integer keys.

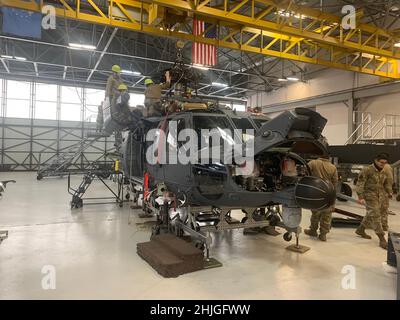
[
  {"left": 231, "top": 117, "right": 256, "bottom": 141},
  {"left": 231, "top": 118, "right": 254, "bottom": 130},
  {"left": 166, "top": 117, "right": 186, "bottom": 151},
  {"left": 193, "top": 115, "right": 236, "bottom": 150},
  {"left": 252, "top": 118, "right": 269, "bottom": 129}
]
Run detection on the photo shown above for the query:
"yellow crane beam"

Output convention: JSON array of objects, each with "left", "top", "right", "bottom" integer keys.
[
  {"left": 150, "top": 0, "right": 400, "bottom": 59},
  {"left": 1, "top": 0, "right": 399, "bottom": 79}
]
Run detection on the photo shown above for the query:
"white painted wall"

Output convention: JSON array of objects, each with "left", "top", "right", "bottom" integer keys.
[
  {"left": 250, "top": 68, "right": 400, "bottom": 145},
  {"left": 316, "top": 103, "right": 349, "bottom": 145},
  {"left": 358, "top": 92, "right": 400, "bottom": 118},
  {"left": 248, "top": 69, "right": 380, "bottom": 108}
]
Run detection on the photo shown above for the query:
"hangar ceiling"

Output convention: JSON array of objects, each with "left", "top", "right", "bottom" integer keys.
[{"left": 1, "top": 0, "right": 400, "bottom": 101}]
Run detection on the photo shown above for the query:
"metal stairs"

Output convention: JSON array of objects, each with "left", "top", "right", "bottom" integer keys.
[
  {"left": 68, "top": 169, "right": 124, "bottom": 209},
  {"left": 37, "top": 130, "right": 111, "bottom": 180},
  {"left": 346, "top": 112, "right": 400, "bottom": 145}
]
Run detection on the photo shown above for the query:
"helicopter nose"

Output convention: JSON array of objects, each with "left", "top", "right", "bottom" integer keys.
[{"left": 294, "top": 176, "right": 336, "bottom": 210}]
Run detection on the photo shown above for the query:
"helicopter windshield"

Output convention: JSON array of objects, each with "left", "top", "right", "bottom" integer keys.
[
  {"left": 231, "top": 117, "right": 254, "bottom": 130},
  {"left": 252, "top": 117, "right": 270, "bottom": 129},
  {"left": 193, "top": 115, "right": 236, "bottom": 149}
]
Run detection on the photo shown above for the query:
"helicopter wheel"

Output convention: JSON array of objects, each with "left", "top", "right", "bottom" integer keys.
[
  {"left": 283, "top": 232, "right": 292, "bottom": 242},
  {"left": 151, "top": 224, "right": 161, "bottom": 237},
  {"left": 194, "top": 241, "right": 205, "bottom": 251}
]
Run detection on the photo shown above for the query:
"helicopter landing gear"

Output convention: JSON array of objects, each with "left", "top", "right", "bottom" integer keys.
[
  {"left": 283, "top": 232, "right": 292, "bottom": 242},
  {"left": 285, "top": 228, "right": 310, "bottom": 254}
]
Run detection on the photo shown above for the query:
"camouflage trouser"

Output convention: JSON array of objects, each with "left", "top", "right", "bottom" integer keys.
[
  {"left": 381, "top": 195, "right": 390, "bottom": 229},
  {"left": 361, "top": 196, "right": 385, "bottom": 236},
  {"left": 114, "top": 131, "right": 123, "bottom": 151},
  {"left": 310, "top": 207, "right": 333, "bottom": 235},
  {"left": 145, "top": 101, "right": 163, "bottom": 117},
  {"left": 310, "top": 207, "right": 334, "bottom": 234}
]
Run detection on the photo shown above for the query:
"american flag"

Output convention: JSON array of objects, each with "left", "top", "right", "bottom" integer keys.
[{"left": 192, "top": 19, "right": 217, "bottom": 66}]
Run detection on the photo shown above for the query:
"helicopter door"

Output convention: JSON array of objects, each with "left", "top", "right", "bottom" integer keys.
[{"left": 163, "top": 115, "right": 192, "bottom": 190}]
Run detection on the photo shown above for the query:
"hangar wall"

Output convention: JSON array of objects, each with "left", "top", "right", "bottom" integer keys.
[
  {"left": 358, "top": 93, "right": 400, "bottom": 118},
  {"left": 0, "top": 78, "right": 116, "bottom": 171},
  {"left": 249, "top": 69, "right": 400, "bottom": 146},
  {"left": 315, "top": 103, "right": 349, "bottom": 145}
]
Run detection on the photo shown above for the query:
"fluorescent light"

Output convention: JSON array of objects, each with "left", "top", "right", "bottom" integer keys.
[
  {"left": 68, "top": 43, "right": 96, "bottom": 50},
  {"left": 276, "top": 9, "right": 305, "bottom": 19},
  {"left": 122, "top": 70, "right": 141, "bottom": 76},
  {"left": 192, "top": 64, "right": 209, "bottom": 71},
  {"left": 395, "top": 42, "right": 400, "bottom": 48},
  {"left": 212, "top": 82, "right": 228, "bottom": 87},
  {"left": 278, "top": 78, "right": 288, "bottom": 82},
  {"left": 1, "top": 55, "right": 26, "bottom": 61},
  {"left": 287, "top": 77, "right": 299, "bottom": 81}
]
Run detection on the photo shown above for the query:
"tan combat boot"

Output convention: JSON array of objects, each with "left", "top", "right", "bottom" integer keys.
[
  {"left": 304, "top": 229, "right": 318, "bottom": 237},
  {"left": 377, "top": 234, "right": 388, "bottom": 250},
  {"left": 355, "top": 225, "right": 372, "bottom": 239}
]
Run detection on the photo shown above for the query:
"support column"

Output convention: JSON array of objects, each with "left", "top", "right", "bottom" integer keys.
[
  {"left": 0, "top": 80, "right": 6, "bottom": 167},
  {"left": 344, "top": 98, "right": 355, "bottom": 144}
]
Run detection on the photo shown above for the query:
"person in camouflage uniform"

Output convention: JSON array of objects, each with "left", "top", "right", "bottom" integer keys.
[
  {"left": 110, "top": 83, "right": 133, "bottom": 125},
  {"left": 355, "top": 153, "right": 393, "bottom": 249},
  {"left": 144, "top": 71, "right": 171, "bottom": 117},
  {"left": 105, "top": 65, "right": 123, "bottom": 103},
  {"left": 382, "top": 163, "right": 394, "bottom": 231},
  {"left": 304, "top": 155, "right": 338, "bottom": 242},
  {"left": 96, "top": 104, "right": 104, "bottom": 132}
]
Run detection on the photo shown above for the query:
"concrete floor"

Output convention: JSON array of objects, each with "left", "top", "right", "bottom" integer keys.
[{"left": 0, "top": 172, "right": 398, "bottom": 300}]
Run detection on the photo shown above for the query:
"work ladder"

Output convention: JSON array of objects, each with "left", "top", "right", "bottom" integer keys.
[{"left": 37, "top": 130, "right": 112, "bottom": 180}]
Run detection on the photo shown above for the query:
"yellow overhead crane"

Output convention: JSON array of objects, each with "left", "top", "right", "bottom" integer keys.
[{"left": 2, "top": 0, "right": 400, "bottom": 79}]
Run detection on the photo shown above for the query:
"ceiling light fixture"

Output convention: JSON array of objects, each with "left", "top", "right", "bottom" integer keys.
[
  {"left": 212, "top": 82, "right": 228, "bottom": 87},
  {"left": 68, "top": 43, "right": 97, "bottom": 51},
  {"left": 192, "top": 64, "right": 209, "bottom": 71},
  {"left": 1, "top": 55, "right": 27, "bottom": 61},
  {"left": 287, "top": 76, "right": 299, "bottom": 81},
  {"left": 122, "top": 70, "right": 141, "bottom": 76}
]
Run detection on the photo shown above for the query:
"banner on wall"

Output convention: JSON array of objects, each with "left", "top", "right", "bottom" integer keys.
[{"left": 1, "top": 8, "right": 42, "bottom": 39}]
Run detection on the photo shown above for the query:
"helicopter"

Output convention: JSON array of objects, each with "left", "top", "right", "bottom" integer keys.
[{"left": 101, "top": 42, "right": 336, "bottom": 255}]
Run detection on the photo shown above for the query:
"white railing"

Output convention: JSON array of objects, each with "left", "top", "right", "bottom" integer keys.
[{"left": 346, "top": 112, "right": 400, "bottom": 144}]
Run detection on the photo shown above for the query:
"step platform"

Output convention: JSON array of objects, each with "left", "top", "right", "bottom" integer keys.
[
  {"left": 86, "top": 131, "right": 111, "bottom": 138},
  {"left": 137, "top": 234, "right": 204, "bottom": 278}
]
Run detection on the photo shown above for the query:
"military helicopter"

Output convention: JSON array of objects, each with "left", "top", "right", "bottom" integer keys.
[{"left": 103, "top": 42, "right": 335, "bottom": 256}]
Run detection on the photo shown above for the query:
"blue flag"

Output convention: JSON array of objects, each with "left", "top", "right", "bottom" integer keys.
[{"left": 2, "top": 8, "right": 42, "bottom": 39}]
